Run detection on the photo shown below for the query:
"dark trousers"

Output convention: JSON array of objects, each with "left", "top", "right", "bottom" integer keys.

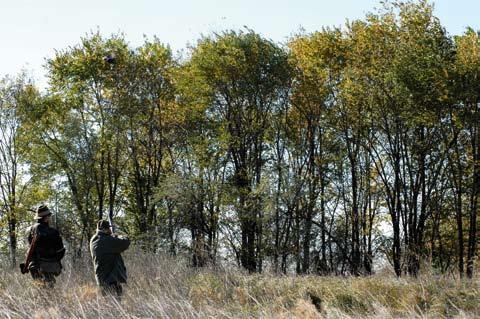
[{"left": 101, "top": 282, "right": 123, "bottom": 300}]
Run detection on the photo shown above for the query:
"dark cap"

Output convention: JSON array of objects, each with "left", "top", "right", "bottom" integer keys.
[{"left": 97, "top": 219, "right": 111, "bottom": 230}]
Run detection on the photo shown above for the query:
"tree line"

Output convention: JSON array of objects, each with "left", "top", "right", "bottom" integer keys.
[{"left": 0, "top": 0, "right": 478, "bottom": 278}]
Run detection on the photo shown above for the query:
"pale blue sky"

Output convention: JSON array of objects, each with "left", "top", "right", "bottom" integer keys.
[{"left": 1, "top": 0, "right": 478, "bottom": 88}]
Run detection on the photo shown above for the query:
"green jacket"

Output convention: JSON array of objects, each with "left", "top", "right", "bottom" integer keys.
[{"left": 89, "top": 231, "right": 130, "bottom": 285}]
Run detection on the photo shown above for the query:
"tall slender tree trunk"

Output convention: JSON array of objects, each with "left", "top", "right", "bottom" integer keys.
[
  {"left": 8, "top": 206, "right": 17, "bottom": 269},
  {"left": 295, "top": 204, "right": 301, "bottom": 274},
  {"left": 274, "top": 163, "right": 281, "bottom": 273},
  {"left": 255, "top": 141, "right": 264, "bottom": 272},
  {"left": 320, "top": 177, "right": 328, "bottom": 274},
  {"left": 452, "top": 134, "right": 465, "bottom": 277},
  {"left": 302, "top": 209, "right": 312, "bottom": 273},
  {"left": 350, "top": 154, "right": 361, "bottom": 275},
  {"left": 456, "top": 186, "right": 465, "bottom": 277},
  {"left": 467, "top": 125, "right": 479, "bottom": 278},
  {"left": 9, "top": 164, "right": 17, "bottom": 269},
  {"left": 167, "top": 201, "right": 176, "bottom": 256},
  {"left": 393, "top": 153, "right": 403, "bottom": 277}
]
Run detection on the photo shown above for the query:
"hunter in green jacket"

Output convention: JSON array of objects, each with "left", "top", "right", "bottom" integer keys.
[{"left": 90, "top": 220, "right": 130, "bottom": 298}]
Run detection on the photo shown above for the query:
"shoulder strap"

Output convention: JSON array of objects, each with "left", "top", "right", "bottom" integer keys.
[{"left": 20, "top": 226, "right": 39, "bottom": 274}]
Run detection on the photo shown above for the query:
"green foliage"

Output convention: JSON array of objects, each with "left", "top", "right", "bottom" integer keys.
[{"left": 1, "top": 1, "right": 479, "bottom": 278}]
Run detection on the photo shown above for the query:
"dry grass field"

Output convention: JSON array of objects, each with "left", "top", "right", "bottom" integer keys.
[{"left": 0, "top": 251, "right": 478, "bottom": 319}]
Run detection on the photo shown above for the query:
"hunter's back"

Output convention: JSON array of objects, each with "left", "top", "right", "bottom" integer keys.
[{"left": 90, "top": 232, "right": 130, "bottom": 285}]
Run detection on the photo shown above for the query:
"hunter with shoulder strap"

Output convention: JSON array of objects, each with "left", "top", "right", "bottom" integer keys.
[{"left": 22, "top": 205, "right": 66, "bottom": 288}]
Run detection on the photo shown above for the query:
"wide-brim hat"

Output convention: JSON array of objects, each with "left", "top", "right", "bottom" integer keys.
[{"left": 35, "top": 205, "right": 52, "bottom": 220}]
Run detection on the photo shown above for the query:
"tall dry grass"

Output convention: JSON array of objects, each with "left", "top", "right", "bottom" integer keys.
[{"left": 0, "top": 250, "right": 478, "bottom": 318}]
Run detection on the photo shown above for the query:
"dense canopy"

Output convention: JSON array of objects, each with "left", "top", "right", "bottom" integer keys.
[{"left": 0, "top": 1, "right": 478, "bottom": 278}]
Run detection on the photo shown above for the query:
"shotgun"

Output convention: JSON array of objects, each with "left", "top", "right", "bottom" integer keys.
[
  {"left": 20, "top": 228, "right": 38, "bottom": 274},
  {"left": 108, "top": 214, "right": 116, "bottom": 234}
]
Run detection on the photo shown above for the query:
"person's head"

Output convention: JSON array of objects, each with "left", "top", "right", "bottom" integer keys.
[
  {"left": 35, "top": 205, "right": 52, "bottom": 224},
  {"left": 97, "top": 219, "right": 112, "bottom": 235}
]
